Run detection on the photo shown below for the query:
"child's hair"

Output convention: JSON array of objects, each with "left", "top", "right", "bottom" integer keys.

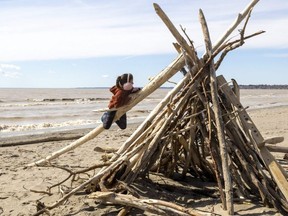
[{"left": 116, "top": 73, "right": 133, "bottom": 90}]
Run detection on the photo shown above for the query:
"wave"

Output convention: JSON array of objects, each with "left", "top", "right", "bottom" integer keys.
[
  {"left": 0, "top": 97, "right": 110, "bottom": 105},
  {"left": 39, "top": 97, "right": 110, "bottom": 102},
  {"left": 0, "top": 116, "right": 146, "bottom": 134},
  {"left": 0, "top": 113, "right": 86, "bottom": 121},
  {"left": 0, "top": 119, "right": 100, "bottom": 133}
]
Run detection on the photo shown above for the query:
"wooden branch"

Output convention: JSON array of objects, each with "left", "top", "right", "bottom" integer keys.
[
  {"left": 214, "top": 30, "right": 265, "bottom": 71},
  {"left": 89, "top": 192, "right": 215, "bottom": 216},
  {"left": 180, "top": 25, "right": 195, "bottom": 48},
  {"left": 199, "top": 9, "right": 234, "bottom": 215},
  {"left": 266, "top": 145, "right": 288, "bottom": 154},
  {"left": 264, "top": 136, "right": 284, "bottom": 145},
  {"left": 240, "top": 8, "right": 253, "bottom": 43},
  {"left": 212, "top": 0, "right": 260, "bottom": 52},
  {"left": 153, "top": 3, "right": 200, "bottom": 67}
]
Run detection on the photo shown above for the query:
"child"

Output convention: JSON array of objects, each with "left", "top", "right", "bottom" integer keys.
[{"left": 101, "top": 73, "right": 140, "bottom": 129}]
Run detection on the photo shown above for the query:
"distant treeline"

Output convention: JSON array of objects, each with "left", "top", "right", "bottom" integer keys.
[{"left": 238, "top": 85, "right": 288, "bottom": 89}]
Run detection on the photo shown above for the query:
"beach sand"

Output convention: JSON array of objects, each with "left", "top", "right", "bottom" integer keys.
[{"left": 0, "top": 106, "right": 287, "bottom": 216}]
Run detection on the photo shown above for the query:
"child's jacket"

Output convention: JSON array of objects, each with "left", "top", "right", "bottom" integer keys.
[{"left": 108, "top": 86, "right": 131, "bottom": 109}]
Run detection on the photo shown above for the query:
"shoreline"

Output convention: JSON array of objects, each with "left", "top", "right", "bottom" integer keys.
[
  {"left": 0, "top": 122, "right": 141, "bottom": 147},
  {"left": 1, "top": 105, "right": 287, "bottom": 147}
]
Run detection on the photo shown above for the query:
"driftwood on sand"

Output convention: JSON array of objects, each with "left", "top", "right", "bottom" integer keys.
[{"left": 29, "top": 0, "right": 288, "bottom": 215}]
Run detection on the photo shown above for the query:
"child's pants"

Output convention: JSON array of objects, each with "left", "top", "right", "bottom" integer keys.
[{"left": 101, "top": 111, "right": 127, "bottom": 129}]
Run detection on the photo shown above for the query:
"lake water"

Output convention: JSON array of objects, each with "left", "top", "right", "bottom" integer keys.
[
  {"left": 0, "top": 88, "right": 168, "bottom": 137},
  {"left": 1, "top": 88, "right": 288, "bottom": 137}
]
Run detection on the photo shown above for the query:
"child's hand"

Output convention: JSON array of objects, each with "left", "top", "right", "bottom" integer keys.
[{"left": 132, "top": 87, "right": 141, "bottom": 93}]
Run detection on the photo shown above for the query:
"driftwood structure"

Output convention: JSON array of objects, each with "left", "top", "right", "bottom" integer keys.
[{"left": 31, "top": 1, "right": 288, "bottom": 215}]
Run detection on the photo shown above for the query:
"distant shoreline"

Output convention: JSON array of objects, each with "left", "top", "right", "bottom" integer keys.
[
  {"left": 78, "top": 85, "right": 288, "bottom": 90},
  {"left": 1, "top": 86, "right": 288, "bottom": 90},
  {"left": 238, "top": 85, "right": 288, "bottom": 89}
]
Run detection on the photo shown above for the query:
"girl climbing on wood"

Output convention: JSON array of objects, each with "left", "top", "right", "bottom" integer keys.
[{"left": 101, "top": 73, "right": 141, "bottom": 129}]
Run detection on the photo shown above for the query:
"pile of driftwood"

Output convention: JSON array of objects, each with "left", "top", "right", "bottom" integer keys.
[{"left": 30, "top": 0, "right": 288, "bottom": 215}]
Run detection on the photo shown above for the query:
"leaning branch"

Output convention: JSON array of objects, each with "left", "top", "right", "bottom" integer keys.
[
  {"left": 27, "top": 54, "right": 186, "bottom": 167},
  {"left": 199, "top": 9, "right": 234, "bottom": 215}
]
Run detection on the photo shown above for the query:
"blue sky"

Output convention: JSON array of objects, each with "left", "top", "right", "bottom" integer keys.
[{"left": 0, "top": 0, "right": 287, "bottom": 88}]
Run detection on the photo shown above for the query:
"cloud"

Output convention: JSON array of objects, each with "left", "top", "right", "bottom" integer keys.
[
  {"left": 0, "top": 1, "right": 287, "bottom": 61},
  {"left": 102, "top": 75, "right": 109, "bottom": 78},
  {"left": 0, "top": 63, "right": 22, "bottom": 78},
  {"left": 0, "top": 63, "right": 21, "bottom": 70}
]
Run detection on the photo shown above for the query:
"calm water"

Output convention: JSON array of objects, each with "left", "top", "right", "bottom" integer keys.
[{"left": 0, "top": 88, "right": 288, "bottom": 137}]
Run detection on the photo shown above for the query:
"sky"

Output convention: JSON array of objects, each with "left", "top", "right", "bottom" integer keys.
[{"left": 0, "top": 0, "right": 288, "bottom": 88}]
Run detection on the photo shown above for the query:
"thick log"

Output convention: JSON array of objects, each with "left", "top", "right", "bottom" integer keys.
[
  {"left": 199, "top": 9, "right": 233, "bottom": 215},
  {"left": 0, "top": 129, "right": 85, "bottom": 147}
]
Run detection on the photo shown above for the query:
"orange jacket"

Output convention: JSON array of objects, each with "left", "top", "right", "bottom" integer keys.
[{"left": 108, "top": 86, "right": 131, "bottom": 109}]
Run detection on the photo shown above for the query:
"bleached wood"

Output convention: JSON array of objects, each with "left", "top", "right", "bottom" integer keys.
[
  {"left": 89, "top": 192, "right": 212, "bottom": 216},
  {"left": 212, "top": 0, "right": 260, "bottom": 52},
  {"left": 154, "top": 3, "right": 199, "bottom": 66},
  {"left": 199, "top": 9, "right": 233, "bottom": 215}
]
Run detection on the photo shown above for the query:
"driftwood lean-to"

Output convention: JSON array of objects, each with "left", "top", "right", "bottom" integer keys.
[{"left": 30, "top": 0, "right": 288, "bottom": 215}]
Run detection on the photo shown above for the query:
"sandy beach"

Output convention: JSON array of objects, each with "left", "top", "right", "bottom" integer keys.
[{"left": 0, "top": 105, "right": 287, "bottom": 216}]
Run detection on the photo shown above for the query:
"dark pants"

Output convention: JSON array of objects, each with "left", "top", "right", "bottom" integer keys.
[{"left": 101, "top": 111, "right": 127, "bottom": 130}]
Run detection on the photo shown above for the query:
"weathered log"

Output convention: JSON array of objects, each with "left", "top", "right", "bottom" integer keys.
[{"left": 89, "top": 192, "right": 215, "bottom": 216}]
